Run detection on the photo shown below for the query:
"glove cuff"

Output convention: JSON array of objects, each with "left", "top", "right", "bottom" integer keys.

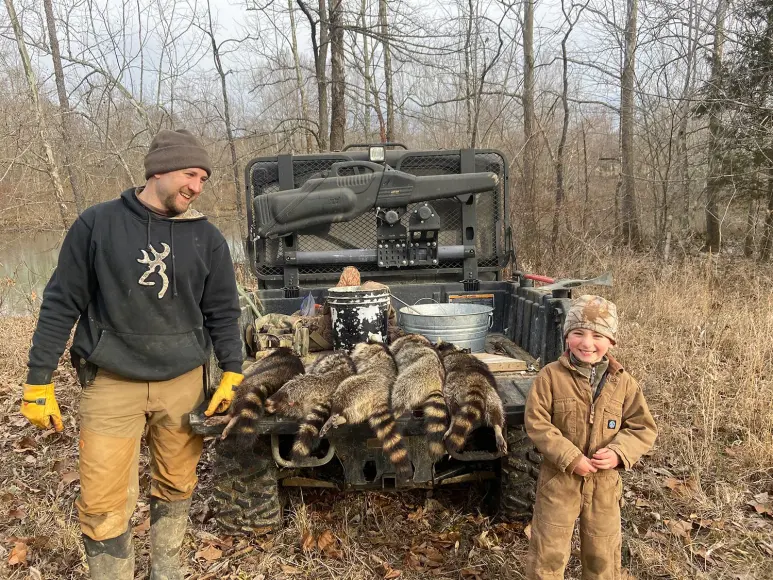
[{"left": 26, "top": 367, "right": 54, "bottom": 385}]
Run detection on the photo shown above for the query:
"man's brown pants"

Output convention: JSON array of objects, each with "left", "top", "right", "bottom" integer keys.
[
  {"left": 526, "top": 464, "right": 623, "bottom": 579},
  {"left": 76, "top": 367, "right": 205, "bottom": 541}
]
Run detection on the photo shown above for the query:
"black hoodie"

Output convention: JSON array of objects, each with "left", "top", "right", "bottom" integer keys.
[{"left": 26, "top": 188, "right": 243, "bottom": 384}]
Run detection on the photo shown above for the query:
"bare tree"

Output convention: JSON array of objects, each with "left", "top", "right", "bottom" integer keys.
[
  {"left": 379, "top": 0, "right": 394, "bottom": 141},
  {"left": 522, "top": 0, "right": 537, "bottom": 246},
  {"left": 289, "top": 0, "right": 315, "bottom": 152},
  {"left": 620, "top": 0, "right": 640, "bottom": 246},
  {"left": 552, "top": 0, "right": 588, "bottom": 253},
  {"left": 4, "top": 0, "right": 69, "bottom": 229},
  {"left": 43, "top": 0, "right": 85, "bottom": 214},
  {"left": 198, "top": 0, "right": 246, "bottom": 236},
  {"left": 328, "top": 0, "right": 346, "bottom": 149},
  {"left": 703, "top": 0, "right": 727, "bottom": 253},
  {"left": 298, "top": 0, "right": 330, "bottom": 151}
]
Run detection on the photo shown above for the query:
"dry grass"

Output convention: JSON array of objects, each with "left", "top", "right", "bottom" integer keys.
[{"left": 1, "top": 250, "right": 772, "bottom": 579}]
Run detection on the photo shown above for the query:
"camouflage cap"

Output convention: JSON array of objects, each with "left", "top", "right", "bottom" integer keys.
[{"left": 563, "top": 295, "right": 618, "bottom": 344}]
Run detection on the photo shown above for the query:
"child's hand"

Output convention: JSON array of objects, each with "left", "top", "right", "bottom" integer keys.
[
  {"left": 591, "top": 447, "right": 621, "bottom": 470},
  {"left": 572, "top": 455, "right": 598, "bottom": 476}
]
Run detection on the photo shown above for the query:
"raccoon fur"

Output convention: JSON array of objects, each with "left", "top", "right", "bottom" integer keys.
[
  {"left": 319, "top": 342, "right": 413, "bottom": 478},
  {"left": 264, "top": 351, "right": 356, "bottom": 460},
  {"left": 389, "top": 334, "right": 448, "bottom": 460},
  {"left": 436, "top": 342, "right": 507, "bottom": 455},
  {"left": 221, "top": 347, "right": 305, "bottom": 444}
]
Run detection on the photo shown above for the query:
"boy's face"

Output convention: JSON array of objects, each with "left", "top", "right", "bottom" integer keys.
[{"left": 566, "top": 328, "right": 612, "bottom": 364}]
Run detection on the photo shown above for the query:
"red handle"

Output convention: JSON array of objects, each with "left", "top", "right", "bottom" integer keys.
[{"left": 523, "top": 274, "right": 555, "bottom": 284}]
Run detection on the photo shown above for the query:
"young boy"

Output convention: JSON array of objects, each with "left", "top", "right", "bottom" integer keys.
[{"left": 524, "top": 295, "right": 657, "bottom": 579}]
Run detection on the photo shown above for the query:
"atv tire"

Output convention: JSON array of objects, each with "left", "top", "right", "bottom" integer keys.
[
  {"left": 210, "top": 443, "right": 282, "bottom": 535},
  {"left": 498, "top": 425, "right": 542, "bottom": 520}
]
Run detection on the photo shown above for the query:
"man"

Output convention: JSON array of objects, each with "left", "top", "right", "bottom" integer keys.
[{"left": 20, "top": 129, "right": 245, "bottom": 579}]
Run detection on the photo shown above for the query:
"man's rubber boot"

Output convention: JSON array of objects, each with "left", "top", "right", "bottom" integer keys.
[
  {"left": 82, "top": 528, "right": 135, "bottom": 579},
  {"left": 149, "top": 496, "right": 192, "bottom": 580}
]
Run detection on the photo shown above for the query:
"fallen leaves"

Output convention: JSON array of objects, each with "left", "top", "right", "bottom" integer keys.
[
  {"left": 747, "top": 492, "right": 773, "bottom": 518},
  {"left": 300, "top": 528, "right": 343, "bottom": 559},
  {"left": 664, "top": 518, "right": 693, "bottom": 541},
  {"left": 195, "top": 544, "right": 223, "bottom": 562},
  {"left": 663, "top": 476, "right": 700, "bottom": 497},
  {"left": 8, "top": 541, "right": 27, "bottom": 566},
  {"left": 132, "top": 516, "right": 150, "bottom": 537},
  {"left": 405, "top": 542, "right": 444, "bottom": 571}
]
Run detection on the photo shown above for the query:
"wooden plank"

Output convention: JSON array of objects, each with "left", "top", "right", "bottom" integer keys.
[{"left": 473, "top": 352, "right": 527, "bottom": 372}]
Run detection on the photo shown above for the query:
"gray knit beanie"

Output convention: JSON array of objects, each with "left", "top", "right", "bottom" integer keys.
[{"left": 144, "top": 129, "right": 212, "bottom": 179}]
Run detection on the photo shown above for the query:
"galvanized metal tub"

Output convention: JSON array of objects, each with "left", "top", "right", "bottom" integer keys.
[{"left": 398, "top": 303, "right": 493, "bottom": 352}]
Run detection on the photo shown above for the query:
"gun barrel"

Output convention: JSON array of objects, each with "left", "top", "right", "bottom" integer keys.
[{"left": 376, "top": 171, "right": 498, "bottom": 207}]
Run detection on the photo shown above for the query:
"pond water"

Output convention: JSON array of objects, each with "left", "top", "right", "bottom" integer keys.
[{"left": 0, "top": 224, "right": 246, "bottom": 316}]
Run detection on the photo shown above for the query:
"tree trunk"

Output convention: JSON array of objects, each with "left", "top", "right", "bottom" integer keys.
[
  {"left": 318, "top": 0, "right": 330, "bottom": 150},
  {"left": 552, "top": 6, "right": 575, "bottom": 254},
  {"left": 760, "top": 166, "right": 773, "bottom": 261},
  {"left": 328, "top": 0, "right": 346, "bottom": 150},
  {"left": 744, "top": 196, "right": 756, "bottom": 258},
  {"left": 582, "top": 121, "right": 590, "bottom": 232},
  {"left": 43, "top": 0, "right": 85, "bottom": 214},
  {"left": 360, "top": 0, "right": 372, "bottom": 141},
  {"left": 677, "top": 0, "right": 698, "bottom": 233},
  {"left": 464, "top": 0, "right": 474, "bottom": 144},
  {"left": 5, "top": 0, "right": 69, "bottom": 229},
  {"left": 703, "top": 0, "right": 727, "bottom": 253},
  {"left": 379, "top": 0, "right": 394, "bottom": 141},
  {"left": 620, "top": 0, "right": 640, "bottom": 246},
  {"left": 522, "top": 0, "right": 536, "bottom": 245},
  {"left": 289, "top": 0, "right": 314, "bottom": 153},
  {"left": 207, "top": 0, "right": 245, "bottom": 237}
]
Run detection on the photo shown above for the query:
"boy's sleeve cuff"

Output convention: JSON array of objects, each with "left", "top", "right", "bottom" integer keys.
[
  {"left": 607, "top": 445, "right": 631, "bottom": 470},
  {"left": 26, "top": 367, "right": 54, "bottom": 385},
  {"left": 565, "top": 452, "right": 584, "bottom": 474}
]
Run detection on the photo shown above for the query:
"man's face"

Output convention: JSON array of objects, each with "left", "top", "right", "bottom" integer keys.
[
  {"left": 153, "top": 168, "right": 208, "bottom": 215},
  {"left": 566, "top": 328, "right": 612, "bottom": 365}
]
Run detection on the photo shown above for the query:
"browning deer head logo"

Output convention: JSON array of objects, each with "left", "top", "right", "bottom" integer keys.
[{"left": 137, "top": 243, "right": 171, "bottom": 298}]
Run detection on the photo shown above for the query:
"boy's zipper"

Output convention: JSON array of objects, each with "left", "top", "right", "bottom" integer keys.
[{"left": 589, "top": 366, "right": 597, "bottom": 424}]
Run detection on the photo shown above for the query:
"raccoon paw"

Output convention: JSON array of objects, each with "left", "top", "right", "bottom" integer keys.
[
  {"left": 319, "top": 414, "right": 345, "bottom": 437},
  {"left": 495, "top": 433, "right": 508, "bottom": 455}
]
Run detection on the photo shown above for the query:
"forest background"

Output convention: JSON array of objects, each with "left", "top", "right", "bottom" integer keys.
[{"left": 0, "top": 0, "right": 772, "bottom": 577}]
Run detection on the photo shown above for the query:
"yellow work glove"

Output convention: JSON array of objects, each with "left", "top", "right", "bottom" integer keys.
[
  {"left": 21, "top": 383, "right": 64, "bottom": 432},
  {"left": 204, "top": 372, "right": 244, "bottom": 416}
]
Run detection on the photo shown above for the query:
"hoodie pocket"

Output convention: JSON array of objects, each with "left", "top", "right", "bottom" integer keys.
[{"left": 87, "top": 328, "right": 209, "bottom": 381}]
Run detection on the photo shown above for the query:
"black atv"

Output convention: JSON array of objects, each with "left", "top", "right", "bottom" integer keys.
[{"left": 190, "top": 144, "right": 575, "bottom": 534}]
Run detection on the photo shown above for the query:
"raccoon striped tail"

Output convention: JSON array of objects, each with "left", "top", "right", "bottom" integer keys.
[
  {"left": 220, "top": 386, "right": 268, "bottom": 443},
  {"left": 292, "top": 402, "right": 331, "bottom": 460},
  {"left": 422, "top": 393, "right": 449, "bottom": 460},
  {"left": 444, "top": 398, "right": 484, "bottom": 453},
  {"left": 368, "top": 406, "right": 413, "bottom": 478}
]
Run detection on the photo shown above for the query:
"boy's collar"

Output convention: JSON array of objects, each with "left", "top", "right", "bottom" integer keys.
[{"left": 560, "top": 352, "right": 624, "bottom": 375}]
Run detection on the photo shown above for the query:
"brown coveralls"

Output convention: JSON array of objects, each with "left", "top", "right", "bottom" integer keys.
[{"left": 524, "top": 353, "right": 657, "bottom": 579}]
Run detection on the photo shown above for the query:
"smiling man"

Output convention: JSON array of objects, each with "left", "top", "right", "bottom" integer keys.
[{"left": 20, "top": 129, "right": 245, "bottom": 579}]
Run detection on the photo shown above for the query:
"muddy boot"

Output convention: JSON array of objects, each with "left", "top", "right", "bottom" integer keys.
[
  {"left": 82, "top": 528, "right": 135, "bottom": 579},
  {"left": 149, "top": 497, "right": 192, "bottom": 580}
]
